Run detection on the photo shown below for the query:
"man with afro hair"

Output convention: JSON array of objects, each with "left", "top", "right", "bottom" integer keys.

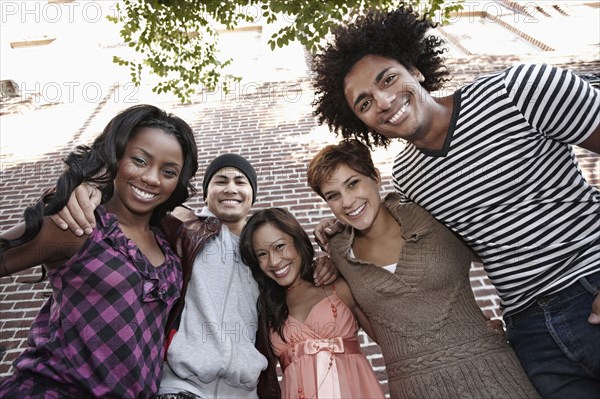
[{"left": 312, "top": 6, "right": 600, "bottom": 399}]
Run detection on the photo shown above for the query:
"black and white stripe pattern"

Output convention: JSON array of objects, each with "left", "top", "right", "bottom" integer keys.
[{"left": 393, "top": 64, "right": 600, "bottom": 316}]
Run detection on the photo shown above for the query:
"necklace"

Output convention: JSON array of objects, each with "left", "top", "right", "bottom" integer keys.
[
  {"left": 286, "top": 280, "right": 304, "bottom": 291},
  {"left": 293, "top": 286, "right": 338, "bottom": 399}
]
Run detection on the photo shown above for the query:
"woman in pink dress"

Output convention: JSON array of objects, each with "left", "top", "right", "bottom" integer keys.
[{"left": 240, "top": 208, "right": 384, "bottom": 399}]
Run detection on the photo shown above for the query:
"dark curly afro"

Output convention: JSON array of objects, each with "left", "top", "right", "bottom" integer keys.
[{"left": 311, "top": 6, "right": 450, "bottom": 148}]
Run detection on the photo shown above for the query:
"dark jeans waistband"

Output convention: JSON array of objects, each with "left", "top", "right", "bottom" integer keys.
[{"left": 506, "top": 270, "right": 600, "bottom": 324}]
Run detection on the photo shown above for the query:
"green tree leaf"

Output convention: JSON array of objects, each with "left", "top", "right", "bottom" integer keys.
[{"left": 111, "top": 0, "right": 463, "bottom": 102}]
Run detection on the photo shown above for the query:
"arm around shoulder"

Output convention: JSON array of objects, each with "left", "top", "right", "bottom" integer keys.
[
  {"left": 1, "top": 218, "right": 86, "bottom": 277},
  {"left": 170, "top": 205, "right": 197, "bottom": 222},
  {"left": 159, "top": 206, "right": 197, "bottom": 252}
]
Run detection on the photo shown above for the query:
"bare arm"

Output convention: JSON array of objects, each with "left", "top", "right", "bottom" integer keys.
[
  {"left": 577, "top": 122, "right": 600, "bottom": 154},
  {"left": 313, "top": 255, "right": 339, "bottom": 287},
  {"left": 1, "top": 218, "right": 86, "bottom": 277},
  {"left": 50, "top": 183, "right": 102, "bottom": 236},
  {"left": 334, "top": 278, "right": 377, "bottom": 343},
  {"left": 169, "top": 206, "right": 198, "bottom": 222}
]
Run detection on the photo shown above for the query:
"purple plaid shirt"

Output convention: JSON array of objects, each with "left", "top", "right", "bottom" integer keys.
[{"left": 11, "top": 206, "right": 182, "bottom": 398}]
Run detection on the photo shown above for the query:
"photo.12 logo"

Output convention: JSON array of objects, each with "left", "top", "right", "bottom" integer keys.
[
  {"left": 16, "top": 82, "right": 140, "bottom": 104},
  {"left": 1, "top": 1, "right": 120, "bottom": 24}
]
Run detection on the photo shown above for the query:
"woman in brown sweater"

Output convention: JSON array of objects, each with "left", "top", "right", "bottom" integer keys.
[{"left": 307, "top": 140, "right": 538, "bottom": 399}]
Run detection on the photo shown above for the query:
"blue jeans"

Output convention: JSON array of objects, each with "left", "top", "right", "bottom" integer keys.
[{"left": 505, "top": 271, "right": 600, "bottom": 399}]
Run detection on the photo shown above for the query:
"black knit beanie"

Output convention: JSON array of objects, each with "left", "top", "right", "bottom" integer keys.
[{"left": 202, "top": 154, "right": 258, "bottom": 204}]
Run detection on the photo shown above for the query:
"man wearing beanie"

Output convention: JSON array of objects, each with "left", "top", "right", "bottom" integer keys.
[{"left": 156, "top": 153, "right": 276, "bottom": 399}]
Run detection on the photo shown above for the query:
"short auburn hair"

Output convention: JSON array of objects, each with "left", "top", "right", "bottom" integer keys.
[{"left": 307, "top": 139, "right": 378, "bottom": 199}]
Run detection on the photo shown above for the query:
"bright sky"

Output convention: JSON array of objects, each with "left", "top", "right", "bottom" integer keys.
[{"left": 0, "top": 1, "right": 598, "bottom": 165}]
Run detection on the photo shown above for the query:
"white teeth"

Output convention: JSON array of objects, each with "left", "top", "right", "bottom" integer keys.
[
  {"left": 348, "top": 203, "right": 365, "bottom": 217},
  {"left": 388, "top": 100, "right": 409, "bottom": 123},
  {"left": 273, "top": 264, "right": 290, "bottom": 276},
  {"left": 222, "top": 199, "right": 241, "bottom": 204},
  {"left": 132, "top": 186, "right": 156, "bottom": 199}
]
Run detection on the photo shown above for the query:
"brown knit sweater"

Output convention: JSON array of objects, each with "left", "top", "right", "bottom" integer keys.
[{"left": 329, "top": 193, "right": 539, "bottom": 399}]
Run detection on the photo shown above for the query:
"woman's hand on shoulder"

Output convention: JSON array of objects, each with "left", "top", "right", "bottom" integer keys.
[
  {"left": 314, "top": 218, "right": 345, "bottom": 253},
  {"left": 50, "top": 183, "right": 101, "bottom": 236},
  {"left": 313, "top": 254, "right": 339, "bottom": 287},
  {"left": 169, "top": 206, "right": 197, "bottom": 222}
]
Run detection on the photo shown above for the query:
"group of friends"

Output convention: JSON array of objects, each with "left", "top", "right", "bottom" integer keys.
[{"left": 1, "top": 7, "right": 598, "bottom": 399}]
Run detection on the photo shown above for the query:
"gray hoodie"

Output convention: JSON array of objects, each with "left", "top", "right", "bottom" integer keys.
[{"left": 159, "top": 207, "right": 267, "bottom": 398}]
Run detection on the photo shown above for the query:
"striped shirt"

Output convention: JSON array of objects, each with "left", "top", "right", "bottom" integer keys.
[{"left": 392, "top": 64, "right": 600, "bottom": 316}]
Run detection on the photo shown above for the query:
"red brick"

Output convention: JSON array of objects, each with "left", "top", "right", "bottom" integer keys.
[
  {"left": 361, "top": 344, "right": 384, "bottom": 356},
  {"left": 0, "top": 339, "right": 24, "bottom": 352},
  {"left": 13, "top": 300, "right": 45, "bottom": 310},
  {"left": 1, "top": 50, "right": 599, "bottom": 385},
  {"left": 370, "top": 356, "right": 387, "bottom": 368},
  {"left": 472, "top": 287, "right": 500, "bottom": 297}
]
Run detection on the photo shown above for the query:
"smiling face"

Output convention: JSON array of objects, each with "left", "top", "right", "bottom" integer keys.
[
  {"left": 343, "top": 54, "right": 435, "bottom": 144},
  {"left": 252, "top": 222, "right": 303, "bottom": 288},
  {"left": 111, "top": 127, "right": 183, "bottom": 220},
  {"left": 204, "top": 167, "right": 253, "bottom": 233},
  {"left": 320, "top": 163, "right": 383, "bottom": 232}
]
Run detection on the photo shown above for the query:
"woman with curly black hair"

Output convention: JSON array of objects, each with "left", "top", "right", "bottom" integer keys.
[
  {"left": 0, "top": 104, "right": 198, "bottom": 398},
  {"left": 312, "top": 6, "right": 600, "bottom": 399}
]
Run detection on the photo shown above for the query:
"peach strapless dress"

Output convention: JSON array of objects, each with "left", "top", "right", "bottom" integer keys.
[{"left": 270, "top": 290, "right": 384, "bottom": 398}]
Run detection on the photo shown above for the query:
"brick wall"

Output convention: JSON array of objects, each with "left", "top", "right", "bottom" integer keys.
[{"left": 1, "top": 58, "right": 599, "bottom": 396}]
